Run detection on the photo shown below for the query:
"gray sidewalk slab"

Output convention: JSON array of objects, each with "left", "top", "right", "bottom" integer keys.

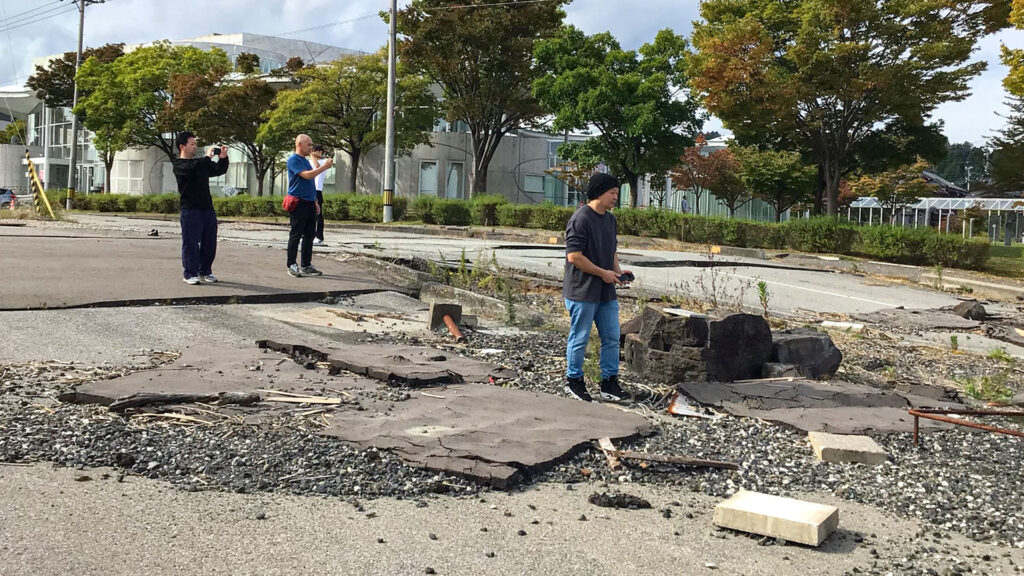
[{"left": 0, "top": 231, "right": 397, "bottom": 310}]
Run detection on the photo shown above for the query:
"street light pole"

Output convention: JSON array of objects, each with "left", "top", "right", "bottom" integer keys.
[
  {"left": 64, "top": 0, "right": 103, "bottom": 210},
  {"left": 382, "top": 0, "right": 398, "bottom": 223}
]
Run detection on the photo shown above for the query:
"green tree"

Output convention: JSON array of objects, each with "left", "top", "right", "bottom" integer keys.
[
  {"left": 168, "top": 75, "right": 286, "bottom": 196},
  {"left": 261, "top": 50, "right": 437, "bottom": 193},
  {"left": 534, "top": 27, "right": 703, "bottom": 208},
  {"left": 0, "top": 120, "right": 26, "bottom": 144},
  {"left": 235, "top": 52, "right": 260, "bottom": 75},
  {"left": 76, "top": 42, "right": 230, "bottom": 163},
  {"left": 932, "top": 141, "right": 989, "bottom": 188},
  {"left": 706, "top": 148, "right": 748, "bottom": 216},
  {"left": 733, "top": 146, "right": 815, "bottom": 222},
  {"left": 990, "top": 96, "right": 1024, "bottom": 192},
  {"left": 671, "top": 135, "right": 733, "bottom": 215},
  {"left": 396, "top": 0, "right": 568, "bottom": 197},
  {"left": 689, "top": 0, "right": 992, "bottom": 216},
  {"left": 26, "top": 43, "right": 124, "bottom": 108},
  {"left": 851, "top": 160, "right": 934, "bottom": 225},
  {"left": 1002, "top": 0, "right": 1024, "bottom": 96}
]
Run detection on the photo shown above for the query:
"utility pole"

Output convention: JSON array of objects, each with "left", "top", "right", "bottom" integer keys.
[
  {"left": 63, "top": 0, "right": 104, "bottom": 210},
  {"left": 964, "top": 164, "right": 973, "bottom": 194},
  {"left": 382, "top": 0, "right": 398, "bottom": 223}
]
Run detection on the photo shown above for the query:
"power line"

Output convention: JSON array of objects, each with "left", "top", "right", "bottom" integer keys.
[
  {"left": 0, "top": 5, "right": 77, "bottom": 34},
  {"left": 276, "top": 13, "right": 380, "bottom": 38},
  {"left": 423, "top": 0, "right": 561, "bottom": 12},
  {"left": 0, "top": 0, "right": 62, "bottom": 26}
]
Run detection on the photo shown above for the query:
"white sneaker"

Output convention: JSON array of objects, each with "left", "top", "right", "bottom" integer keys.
[
  {"left": 200, "top": 274, "right": 218, "bottom": 284},
  {"left": 313, "top": 238, "right": 324, "bottom": 245},
  {"left": 287, "top": 264, "right": 302, "bottom": 278},
  {"left": 183, "top": 276, "right": 201, "bottom": 285}
]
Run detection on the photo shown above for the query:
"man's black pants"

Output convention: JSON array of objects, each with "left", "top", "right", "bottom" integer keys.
[
  {"left": 287, "top": 200, "right": 317, "bottom": 268},
  {"left": 315, "top": 190, "right": 325, "bottom": 241},
  {"left": 180, "top": 207, "right": 217, "bottom": 278}
]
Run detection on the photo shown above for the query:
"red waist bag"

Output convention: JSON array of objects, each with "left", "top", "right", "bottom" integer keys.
[{"left": 282, "top": 195, "right": 300, "bottom": 213}]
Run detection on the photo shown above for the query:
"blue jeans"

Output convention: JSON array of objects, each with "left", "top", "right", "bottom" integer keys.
[{"left": 565, "top": 298, "right": 620, "bottom": 380}]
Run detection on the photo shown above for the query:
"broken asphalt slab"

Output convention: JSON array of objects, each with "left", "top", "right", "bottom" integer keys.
[
  {"left": 0, "top": 230, "right": 400, "bottom": 310},
  {"left": 852, "top": 308, "right": 981, "bottom": 331},
  {"left": 63, "top": 342, "right": 650, "bottom": 487},
  {"left": 677, "top": 378, "right": 964, "bottom": 435}
]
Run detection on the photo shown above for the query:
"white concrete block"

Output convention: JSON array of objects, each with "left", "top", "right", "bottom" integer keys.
[
  {"left": 808, "top": 431, "right": 888, "bottom": 465},
  {"left": 713, "top": 490, "right": 839, "bottom": 547}
]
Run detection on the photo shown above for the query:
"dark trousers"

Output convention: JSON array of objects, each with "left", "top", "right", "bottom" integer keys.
[
  {"left": 315, "top": 190, "right": 325, "bottom": 241},
  {"left": 180, "top": 208, "right": 217, "bottom": 278},
  {"left": 287, "top": 200, "right": 317, "bottom": 268}
]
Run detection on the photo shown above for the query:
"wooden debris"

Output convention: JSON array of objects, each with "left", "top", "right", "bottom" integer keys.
[
  {"left": 420, "top": 392, "right": 446, "bottom": 399},
  {"left": 135, "top": 413, "right": 214, "bottom": 426},
  {"left": 733, "top": 376, "right": 797, "bottom": 384},
  {"left": 263, "top": 396, "right": 341, "bottom": 405},
  {"left": 597, "top": 437, "right": 622, "bottom": 470},
  {"left": 608, "top": 449, "right": 738, "bottom": 471}
]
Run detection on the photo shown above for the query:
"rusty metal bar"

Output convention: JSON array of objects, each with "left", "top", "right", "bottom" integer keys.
[
  {"left": 908, "top": 408, "right": 1024, "bottom": 445},
  {"left": 443, "top": 314, "right": 465, "bottom": 343}
]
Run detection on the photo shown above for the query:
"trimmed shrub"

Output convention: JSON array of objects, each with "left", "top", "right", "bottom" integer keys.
[
  {"left": 469, "top": 194, "right": 508, "bottom": 226},
  {"left": 320, "top": 194, "right": 349, "bottom": 221},
  {"left": 497, "top": 203, "right": 532, "bottom": 228},
  {"left": 856, "top": 226, "right": 929, "bottom": 264},
  {"left": 431, "top": 198, "right": 472, "bottom": 225},
  {"left": 784, "top": 217, "right": 858, "bottom": 254},
  {"left": 413, "top": 196, "right": 438, "bottom": 224},
  {"left": 615, "top": 207, "right": 682, "bottom": 239},
  {"left": 531, "top": 203, "right": 576, "bottom": 230}
]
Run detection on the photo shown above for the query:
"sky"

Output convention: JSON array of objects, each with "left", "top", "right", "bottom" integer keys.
[{"left": 1, "top": 0, "right": 1022, "bottom": 147}]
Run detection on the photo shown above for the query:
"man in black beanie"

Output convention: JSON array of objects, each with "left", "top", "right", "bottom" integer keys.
[{"left": 562, "top": 172, "right": 634, "bottom": 402}]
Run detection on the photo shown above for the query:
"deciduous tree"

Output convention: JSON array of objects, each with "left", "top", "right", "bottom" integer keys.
[
  {"left": 534, "top": 27, "right": 703, "bottom": 208},
  {"left": 396, "top": 0, "right": 568, "bottom": 197}
]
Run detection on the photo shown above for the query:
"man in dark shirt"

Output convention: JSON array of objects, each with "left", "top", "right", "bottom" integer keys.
[
  {"left": 563, "top": 173, "right": 634, "bottom": 402},
  {"left": 173, "top": 131, "right": 229, "bottom": 285}
]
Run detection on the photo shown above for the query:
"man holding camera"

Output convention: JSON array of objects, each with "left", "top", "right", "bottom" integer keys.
[
  {"left": 173, "top": 131, "right": 229, "bottom": 285},
  {"left": 286, "top": 134, "right": 333, "bottom": 277},
  {"left": 562, "top": 173, "right": 634, "bottom": 403}
]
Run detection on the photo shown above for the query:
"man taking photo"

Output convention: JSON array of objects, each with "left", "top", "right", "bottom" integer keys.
[
  {"left": 173, "top": 131, "right": 229, "bottom": 285},
  {"left": 286, "top": 134, "right": 332, "bottom": 277}
]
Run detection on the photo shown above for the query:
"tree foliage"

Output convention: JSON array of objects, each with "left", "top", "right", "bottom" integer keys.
[
  {"left": 733, "top": 146, "right": 815, "bottom": 221},
  {"left": 670, "top": 136, "right": 736, "bottom": 215},
  {"left": 689, "top": 0, "right": 992, "bottom": 215},
  {"left": 396, "top": 0, "right": 568, "bottom": 197},
  {"left": 76, "top": 42, "right": 231, "bottom": 163},
  {"left": 169, "top": 74, "right": 284, "bottom": 196},
  {"left": 534, "top": 26, "right": 703, "bottom": 208},
  {"left": 261, "top": 50, "right": 437, "bottom": 193},
  {"left": 26, "top": 43, "right": 124, "bottom": 109},
  {"left": 235, "top": 52, "right": 261, "bottom": 75},
  {"left": 0, "top": 120, "right": 26, "bottom": 144},
  {"left": 851, "top": 160, "right": 934, "bottom": 224},
  {"left": 990, "top": 95, "right": 1024, "bottom": 191}
]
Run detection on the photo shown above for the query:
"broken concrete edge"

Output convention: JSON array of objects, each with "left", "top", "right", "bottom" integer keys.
[
  {"left": 922, "top": 272, "right": 1024, "bottom": 301},
  {"left": 0, "top": 288, "right": 408, "bottom": 313}
]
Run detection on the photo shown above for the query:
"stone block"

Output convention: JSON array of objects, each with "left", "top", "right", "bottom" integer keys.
[
  {"left": 713, "top": 490, "right": 839, "bottom": 547},
  {"left": 619, "top": 314, "right": 644, "bottom": 347},
  {"left": 639, "top": 305, "right": 708, "bottom": 351},
  {"left": 762, "top": 363, "right": 801, "bottom": 378},
  {"left": 624, "top": 334, "right": 707, "bottom": 383},
  {"left": 808, "top": 431, "right": 888, "bottom": 465},
  {"left": 771, "top": 328, "right": 843, "bottom": 379},
  {"left": 704, "top": 313, "right": 772, "bottom": 381}
]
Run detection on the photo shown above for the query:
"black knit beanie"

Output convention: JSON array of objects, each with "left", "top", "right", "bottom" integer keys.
[{"left": 586, "top": 173, "right": 621, "bottom": 200}]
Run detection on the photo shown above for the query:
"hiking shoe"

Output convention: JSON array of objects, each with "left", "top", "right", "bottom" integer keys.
[
  {"left": 199, "top": 274, "right": 218, "bottom": 284},
  {"left": 301, "top": 265, "right": 323, "bottom": 276},
  {"left": 183, "top": 276, "right": 201, "bottom": 285},
  {"left": 287, "top": 264, "right": 302, "bottom": 278},
  {"left": 564, "top": 377, "right": 593, "bottom": 402},
  {"left": 600, "top": 375, "right": 632, "bottom": 402}
]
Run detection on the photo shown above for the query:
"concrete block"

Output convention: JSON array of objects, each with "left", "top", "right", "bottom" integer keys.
[
  {"left": 713, "top": 490, "right": 839, "bottom": 547},
  {"left": 808, "top": 431, "right": 888, "bottom": 465}
]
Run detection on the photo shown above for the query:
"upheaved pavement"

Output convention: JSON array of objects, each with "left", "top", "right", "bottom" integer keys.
[{"left": 0, "top": 226, "right": 396, "bottom": 310}]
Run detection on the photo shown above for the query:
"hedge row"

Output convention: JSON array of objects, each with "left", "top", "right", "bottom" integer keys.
[
  {"left": 54, "top": 192, "right": 408, "bottom": 223},
  {"left": 58, "top": 191, "right": 989, "bottom": 270}
]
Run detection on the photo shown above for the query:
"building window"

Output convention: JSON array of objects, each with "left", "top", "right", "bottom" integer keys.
[
  {"left": 525, "top": 174, "right": 562, "bottom": 204},
  {"left": 419, "top": 161, "right": 438, "bottom": 197},
  {"left": 111, "top": 160, "right": 143, "bottom": 194},
  {"left": 445, "top": 161, "right": 464, "bottom": 199}
]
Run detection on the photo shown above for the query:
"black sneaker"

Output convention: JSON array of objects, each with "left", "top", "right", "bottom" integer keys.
[
  {"left": 600, "top": 375, "right": 632, "bottom": 402},
  {"left": 564, "top": 377, "right": 593, "bottom": 402},
  {"left": 301, "top": 265, "right": 323, "bottom": 276}
]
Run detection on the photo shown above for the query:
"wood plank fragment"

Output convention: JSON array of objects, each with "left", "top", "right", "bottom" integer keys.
[
  {"left": 608, "top": 449, "right": 738, "bottom": 470},
  {"left": 597, "top": 437, "right": 622, "bottom": 470},
  {"left": 263, "top": 396, "right": 341, "bottom": 405}
]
